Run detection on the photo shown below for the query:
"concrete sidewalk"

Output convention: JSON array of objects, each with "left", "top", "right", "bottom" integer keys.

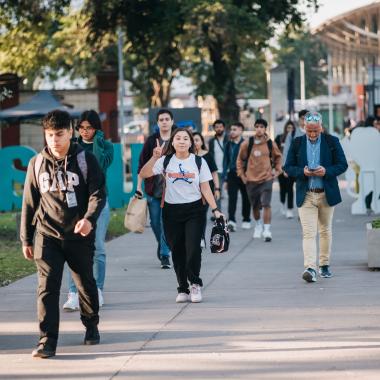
[{"left": 0, "top": 189, "right": 379, "bottom": 379}]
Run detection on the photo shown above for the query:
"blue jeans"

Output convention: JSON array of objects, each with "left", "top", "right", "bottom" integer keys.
[
  {"left": 68, "top": 200, "right": 110, "bottom": 292},
  {"left": 147, "top": 195, "right": 170, "bottom": 258}
]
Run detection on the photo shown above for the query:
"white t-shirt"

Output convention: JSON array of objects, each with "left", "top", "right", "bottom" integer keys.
[
  {"left": 152, "top": 153, "right": 213, "bottom": 204},
  {"left": 214, "top": 137, "right": 224, "bottom": 173}
]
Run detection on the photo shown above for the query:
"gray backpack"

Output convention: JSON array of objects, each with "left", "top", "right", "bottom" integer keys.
[{"left": 34, "top": 150, "right": 88, "bottom": 186}]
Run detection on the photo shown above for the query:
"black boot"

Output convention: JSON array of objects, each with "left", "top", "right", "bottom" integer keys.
[
  {"left": 32, "top": 339, "right": 56, "bottom": 358},
  {"left": 84, "top": 325, "right": 100, "bottom": 345}
]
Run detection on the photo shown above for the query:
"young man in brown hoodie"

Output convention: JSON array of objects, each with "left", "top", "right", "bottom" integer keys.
[{"left": 236, "top": 119, "right": 282, "bottom": 241}]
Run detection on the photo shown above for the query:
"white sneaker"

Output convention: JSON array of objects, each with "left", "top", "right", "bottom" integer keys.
[
  {"left": 262, "top": 229, "right": 272, "bottom": 242},
  {"left": 241, "top": 221, "right": 251, "bottom": 230},
  {"left": 176, "top": 293, "right": 190, "bottom": 303},
  {"left": 286, "top": 209, "right": 294, "bottom": 219},
  {"left": 280, "top": 204, "right": 286, "bottom": 216},
  {"left": 190, "top": 284, "right": 202, "bottom": 303},
  {"left": 253, "top": 224, "right": 263, "bottom": 239},
  {"left": 63, "top": 292, "right": 79, "bottom": 312},
  {"left": 98, "top": 288, "right": 104, "bottom": 307},
  {"left": 200, "top": 238, "right": 206, "bottom": 249},
  {"left": 228, "top": 220, "right": 237, "bottom": 232}
]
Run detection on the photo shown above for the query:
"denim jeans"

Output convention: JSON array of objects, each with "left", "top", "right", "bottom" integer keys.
[
  {"left": 68, "top": 200, "right": 110, "bottom": 292},
  {"left": 146, "top": 195, "right": 170, "bottom": 258}
]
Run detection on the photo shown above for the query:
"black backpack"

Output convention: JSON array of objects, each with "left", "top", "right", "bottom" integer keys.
[
  {"left": 210, "top": 217, "right": 230, "bottom": 253},
  {"left": 243, "top": 137, "right": 274, "bottom": 171}
]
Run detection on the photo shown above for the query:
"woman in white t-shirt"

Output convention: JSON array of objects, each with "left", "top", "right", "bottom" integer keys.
[{"left": 140, "top": 128, "right": 224, "bottom": 303}]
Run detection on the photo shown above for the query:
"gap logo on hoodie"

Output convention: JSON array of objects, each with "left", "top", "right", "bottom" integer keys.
[{"left": 39, "top": 171, "right": 79, "bottom": 194}]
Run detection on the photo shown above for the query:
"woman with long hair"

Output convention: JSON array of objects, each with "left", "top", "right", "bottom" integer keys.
[
  {"left": 140, "top": 128, "right": 224, "bottom": 303},
  {"left": 193, "top": 132, "right": 220, "bottom": 248},
  {"left": 275, "top": 120, "right": 296, "bottom": 218}
]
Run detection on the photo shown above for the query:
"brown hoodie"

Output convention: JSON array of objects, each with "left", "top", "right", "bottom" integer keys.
[{"left": 236, "top": 135, "right": 282, "bottom": 183}]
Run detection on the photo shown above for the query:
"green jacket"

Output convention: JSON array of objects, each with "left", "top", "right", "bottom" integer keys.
[{"left": 77, "top": 130, "right": 114, "bottom": 176}]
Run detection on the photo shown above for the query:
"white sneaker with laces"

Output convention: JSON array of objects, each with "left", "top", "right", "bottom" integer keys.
[
  {"left": 63, "top": 292, "right": 79, "bottom": 312},
  {"left": 262, "top": 229, "right": 272, "bottom": 242},
  {"left": 190, "top": 284, "right": 202, "bottom": 303},
  {"left": 176, "top": 293, "right": 190, "bottom": 303},
  {"left": 241, "top": 222, "right": 251, "bottom": 230},
  {"left": 98, "top": 288, "right": 104, "bottom": 307},
  {"left": 253, "top": 224, "right": 263, "bottom": 239},
  {"left": 200, "top": 239, "right": 206, "bottom": 248},
  {"left": 286, "top": 209, "right": 294, "bottom": 219}
]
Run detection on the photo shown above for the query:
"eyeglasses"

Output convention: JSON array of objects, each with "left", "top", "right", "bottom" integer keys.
[
  {"left": 305, "top": 112, "right": 322, "bottom": 123},
  {"left": 78, "top": 126, "right": 94, "bottom": 132}
]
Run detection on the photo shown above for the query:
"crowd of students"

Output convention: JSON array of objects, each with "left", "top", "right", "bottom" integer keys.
[{"left": 20, "top": 108, "right": 347, "bottom": 358}]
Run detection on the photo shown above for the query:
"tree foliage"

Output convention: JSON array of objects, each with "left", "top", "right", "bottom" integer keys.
[{"left": 273, "top": 27, "right": 327, "bottom": 98}]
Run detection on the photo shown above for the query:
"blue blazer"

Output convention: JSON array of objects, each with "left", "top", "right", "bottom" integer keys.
[{"left": 284, "top": 134, "right": 348, "bottom": 207}]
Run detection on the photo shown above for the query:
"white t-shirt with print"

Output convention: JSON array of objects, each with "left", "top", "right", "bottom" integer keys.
[{"left": 152, "top": 153, "right": 212, "bottom": 204}]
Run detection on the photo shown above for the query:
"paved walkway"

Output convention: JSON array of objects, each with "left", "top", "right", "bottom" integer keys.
[{"left": 0, "top": 186, "right": 379, "bottom": 379}]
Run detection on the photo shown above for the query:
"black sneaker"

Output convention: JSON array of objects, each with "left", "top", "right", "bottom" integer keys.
[
  {"left": 84, "top": 325, "right": 100, "bottom": 345},
  {"left": 32, "top": 341, "right": 56, "bottom": 358},
  {"left": 319, "top": 265, "right": 332, "bottom": 278},
  {"left": 160, "top": 256, "right": 171, "bottom": 269},
  {"left": 302, "top": 268, "right": 317, "bottom": 283}
]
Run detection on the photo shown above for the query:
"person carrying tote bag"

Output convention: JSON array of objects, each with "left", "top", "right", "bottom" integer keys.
[
  {"left": 124, "top": 191, "right": 148, "bottom": 233},
  {"left": 140, "top": 128, "right": 225, "bottom": 303}
]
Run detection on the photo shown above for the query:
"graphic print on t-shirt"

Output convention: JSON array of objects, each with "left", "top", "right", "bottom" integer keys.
[{"left": 167, "top": 163, "right": 195, "bottom": 184}]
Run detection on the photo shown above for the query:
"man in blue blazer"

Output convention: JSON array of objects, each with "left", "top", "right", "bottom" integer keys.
[{"left": 284, "top": 112, "right": 348, "bottom": 283}]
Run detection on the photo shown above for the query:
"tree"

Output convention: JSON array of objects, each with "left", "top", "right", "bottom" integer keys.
[
  {"left": 85, "top": 0, "right": 187, "bottom": 108},
  {"left": 273, "top": 27, "right": 327, "bottom": 99},
  {"left": 184, "top": 0, "right": 318, "bottom": 123}
]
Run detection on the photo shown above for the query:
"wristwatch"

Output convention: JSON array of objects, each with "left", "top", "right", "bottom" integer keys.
[{"left": 212, "top": 207, "right": 220, "bottom": 213}]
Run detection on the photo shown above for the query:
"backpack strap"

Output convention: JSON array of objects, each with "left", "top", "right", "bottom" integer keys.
[
  {"left": 34, "top": 153, "right": 44, "bottom": 186},
  {"left": 195, "top": 155, "right": 202, "bottom": 172},
  {"left": 77, "top": 150, "right": 88, "bottom": 184}
]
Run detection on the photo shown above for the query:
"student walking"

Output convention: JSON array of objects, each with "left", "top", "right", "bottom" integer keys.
[
  {"left": 208, "top": 119, "right": 228, "bottom": 212},
  {"left": 223, "top": 122, "right": 251, "bottom": 232},
  {"left": 140, "top": 128, "right": 224, "bottom": 303},
  {"left": 63, "top": 110, "right": 114, "bottom": 311},
  {"left": 20, "top": 110, "right": 106, "bottom": 358},
  {"left": 275, "top": 120, "right": 296, "bottom": 218},
  {"left": 137, "top": 109, "right": 173, "bottom": 269},
  {"left": 284, "top": 112, "right": 348, "bottom": 283},
  {"left": 193, "top": 132, "right": 221, "bottom": 248},
  {"left": 237, "top": 119, "right": 282, "bottom": 242}
]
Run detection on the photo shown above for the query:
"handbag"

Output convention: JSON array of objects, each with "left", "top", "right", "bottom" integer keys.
[
  {"left": 210, "top": 217, "right": 230, "bottom": 253},
  {"left": 124, "top": 193, "right": 148, "bottom": 233}
]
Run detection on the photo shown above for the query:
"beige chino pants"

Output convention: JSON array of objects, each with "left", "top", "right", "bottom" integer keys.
[{"left": 298, "top": 192, "right": 335, "bottom": 270}]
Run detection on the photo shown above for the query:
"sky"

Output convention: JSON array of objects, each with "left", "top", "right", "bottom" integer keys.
[{"left": 306, "top": 0, "right": 376, "bottom": 28}]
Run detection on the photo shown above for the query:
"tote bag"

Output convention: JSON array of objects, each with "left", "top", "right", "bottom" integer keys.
[{"left": 124, "top": 195, "right": 148, "bottom": 233}]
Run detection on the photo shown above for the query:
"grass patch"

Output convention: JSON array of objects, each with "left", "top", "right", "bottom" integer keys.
[
  {"left": 0, "top": 208, "right": 128, "bottom": 287},
  {"left": 0, "top": 212, "right": 36, "bottom": 286}
]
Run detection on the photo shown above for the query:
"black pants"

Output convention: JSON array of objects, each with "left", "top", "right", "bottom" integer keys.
[
  {"left": 162, "top": 200, "right": 204, "bottom": 293},
  {"left": 278, "top": 174, "right": 295, "bottom": 210},
  {"left": 201, "top": 204, "right": 209, "bottom": 242},
  {"left": 227, "top": 171, "right": 251, "bottom": 223},
  {"left": 34, "top": 233, "right": 99, "bottom": 348}
]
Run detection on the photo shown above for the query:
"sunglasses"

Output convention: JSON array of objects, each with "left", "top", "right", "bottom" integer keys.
[{"left": 305, "top": 112, "right": 322, "bottom": 123}]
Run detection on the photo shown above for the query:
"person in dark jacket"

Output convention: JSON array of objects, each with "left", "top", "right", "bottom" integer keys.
[
  {"left": 222, "top": 122, "right": 251, "bottom": 231},
  {"left": 208, "top": 119, "right": 228, "bottom": 211},
  {"left": 20, "top": 110, "right": 106, "bottom": 358},
  {"left": 63, "top": 110, "right": 114, "bottom": 311},
  {"left": 284, "top": 111, "right": 348, "bottom": 284},
  {"left": 193, "top": 132, "right": 220, "bottom": 248},
  {"left": 137, "top": 109, "right": 173, "bottom": 269}
]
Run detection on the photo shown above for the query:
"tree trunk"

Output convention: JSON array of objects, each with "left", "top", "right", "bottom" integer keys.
[{"left": 207, "top": 38, "right": 240, "bottom": 125}]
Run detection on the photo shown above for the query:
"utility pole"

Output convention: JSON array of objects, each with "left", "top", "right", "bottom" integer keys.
[
  {"left": 118, "top": 28, "right": 126, "bottom": 143},
  {"left": 300, "top": 60, "right": 305, "bottom": 108},
  {"left": 327, "top": 53, "right": 333, "bottom": 133}
]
